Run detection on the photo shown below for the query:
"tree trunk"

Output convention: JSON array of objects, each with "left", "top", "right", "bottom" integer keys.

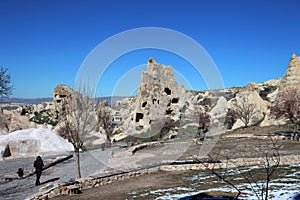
[{"left": 75, "top": 149, "right": 81, "bottom": 179}]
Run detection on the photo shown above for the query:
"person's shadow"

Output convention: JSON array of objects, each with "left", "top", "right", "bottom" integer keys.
[{"left": 40, "top": 177, "right": 60, "bottom": 185}]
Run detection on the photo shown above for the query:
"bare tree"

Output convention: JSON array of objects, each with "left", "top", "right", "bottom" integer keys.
[
  {"left": 225, "top": 108, "right": 237, "bottom": 129},
  {"left": 96, "top": 100, "right": 112, "bottom": 147},
  {"left": 194, "top": 137, "right": 280, "bottom": 200},
  {"left": 198, "top": 154, "right": 242, "bottom": 199},
  {"left": 260, "top": 140, "right": 280, "bottom": 200},
  {"left": 195, "top": 109, "right": 211, "bottom": 139},
  {"left": 159, "top": 117, "right": 176, "bottom": 139},
  {"left": 270, "top": 87, "right": 300, "bottom": 128},
  {"left": 57, "top": 90, "right": 97, "bottom": 178},
  {"left": 231, "top": 97, "right": 255, "bottom": 127},
  {"left": 0, "top": 66, "right": 13, "bottom": 98}
]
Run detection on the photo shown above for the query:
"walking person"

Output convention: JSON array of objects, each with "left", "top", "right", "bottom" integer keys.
[{"left": 34, "top": 156, "right": 44, "bottom": 186}]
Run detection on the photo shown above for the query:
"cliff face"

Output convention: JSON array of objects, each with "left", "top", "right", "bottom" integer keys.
[{"left": 280, "top": 53, "right": 300, "bottom": 89}]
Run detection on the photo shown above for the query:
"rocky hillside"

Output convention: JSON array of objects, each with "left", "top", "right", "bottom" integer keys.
[
  {"left": 112, "top": 54, "right": 300, "bottom": 141},
  {"left": 0, "top": 54, "right": 299, "bottom": 137}
]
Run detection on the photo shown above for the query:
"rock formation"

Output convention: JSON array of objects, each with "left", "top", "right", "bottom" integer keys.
[
  {"left": 280, "top": 53, "right": 300, "bottom": 89},
  {"left": 1, "top": 54, "right": 299, "bottom": 138},
  {"left": 0, "top": 107, "right": 37, "bottom": 132},
  {"left": 54, "top": 84, "right": 73, "bottom": 104},
  {"left": 0, "top": 107, "right": 8, "bottom": 130},
  {"left": 121, "top": 58, "right": 191, "bottom": 135},
  {"left": 114, "top": 56, "right": 297, "bottom": 138},
  {"left": 0, "top": 85, "right": 75, "bottom": 132},
  {"left": 16, "top": 102, "right": 58, "bottom": 126}
]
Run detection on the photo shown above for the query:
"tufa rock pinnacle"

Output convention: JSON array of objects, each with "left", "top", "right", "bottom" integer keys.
[{"left": 280, "top": 53, "right": 300, "bottom": 89}]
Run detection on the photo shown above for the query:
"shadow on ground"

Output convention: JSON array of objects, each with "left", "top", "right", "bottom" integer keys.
[{"left": 41, "top": 177, "right": 60, "bottom": 185}]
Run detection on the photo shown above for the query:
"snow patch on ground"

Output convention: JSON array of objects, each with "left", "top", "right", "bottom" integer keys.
[
  {"left": 0, "top": 128, "right": 74, "bottom": 156},
  {"left": 130, "top": 164, "right": 300, "bottom": 200}
]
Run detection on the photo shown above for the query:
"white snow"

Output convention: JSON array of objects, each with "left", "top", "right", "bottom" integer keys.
[
  {"left": 0, "top": 128, "right": 74, "bottom": 156},
  {"left": 130, "top": 164, "right": 300, "bottom": 200}
]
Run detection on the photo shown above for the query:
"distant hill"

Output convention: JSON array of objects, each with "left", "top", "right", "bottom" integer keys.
[
  {"left": 0, "top": 97, "right": 53, "bottom": 105},
  {"left": 0, "top": 96, "right": 129, "bottom": 106}
]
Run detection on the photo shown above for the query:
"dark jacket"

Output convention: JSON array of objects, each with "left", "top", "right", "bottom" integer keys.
[{"left": 34, "top": 156, "right": 44, "bottom": 173}]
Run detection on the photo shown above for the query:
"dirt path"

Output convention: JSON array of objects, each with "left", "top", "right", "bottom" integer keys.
[{"left": 0, "top": 149, "right": 111, "bottom": 200}]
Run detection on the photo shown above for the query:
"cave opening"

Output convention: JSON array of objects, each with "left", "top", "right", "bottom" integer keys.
[
  {"left": 142, "top": 102, "right": 147, "bottom": 107},
  {"left": 164, "top": 88, "right": 171, "bottom": 95},
  {"left": 166, "top": 108, "right": 173, "bottom": 115},
  {"left": 171, "top": 98, "right": 179, "bottom": 104},
  {"left": 135, "top": 113, "right": 144, "bottom": 122}
]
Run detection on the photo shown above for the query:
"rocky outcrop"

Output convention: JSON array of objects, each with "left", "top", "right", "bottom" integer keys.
[
  {"left": 209, "top": 96, "right": 228, "bottom": 134},
  {"left": 113, "top": 57, "right": 289, "bottom": 139},
  {"left": 229, "top": 90, "right": 269, "bottom": 129},
  {"left": 121, "top": 58, "right": 192, "bottom": 135},
  {"left": 16, "top": 102, "right": 58, "bottom": 126},
  {"left": 0, "top": 85, "right": 76, "bottom": 132},
  {"left": 0, "top": 107, "right": 8, "bottom": 130},
  {"left": 3, "top": 54, "right": 298, "bottom": 137},
  {"left": 0, "top": 107, "right": 36, "bottom": 132},
  {"left": 280, "top": 53, "right": 300, "bottom": 89},
  {"left": 53, "top": 84, "right": 73, "bottom": 104}
]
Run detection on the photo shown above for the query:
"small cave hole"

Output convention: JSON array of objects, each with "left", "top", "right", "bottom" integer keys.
[
  {"left": 167, "top": 101, "right": 171, "bottom": 106},
  {"left": 135, "top": 113, "right": 144, "bottom": 122},
  {"left": 171, "top": 98, "right": 179, "bottom": 104},
  {"left": 164, "top": 88, "right": 171, "bottom": 95},
  {"left": 20, "top": 108, "right": 26, "bottom": 116},
  {"left": 166, "top": 109, "right": 173, "bottom": 115},
  {"left": 3, "top": 144, "right": 11, "bottom": 158},
  {"left": 142, "top": 102, "right": 147, "bottom": 108}
]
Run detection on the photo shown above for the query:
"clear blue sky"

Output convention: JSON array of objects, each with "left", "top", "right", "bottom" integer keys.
[{"left": 0, "top": 0, "right": 299, "bottom": 98}]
